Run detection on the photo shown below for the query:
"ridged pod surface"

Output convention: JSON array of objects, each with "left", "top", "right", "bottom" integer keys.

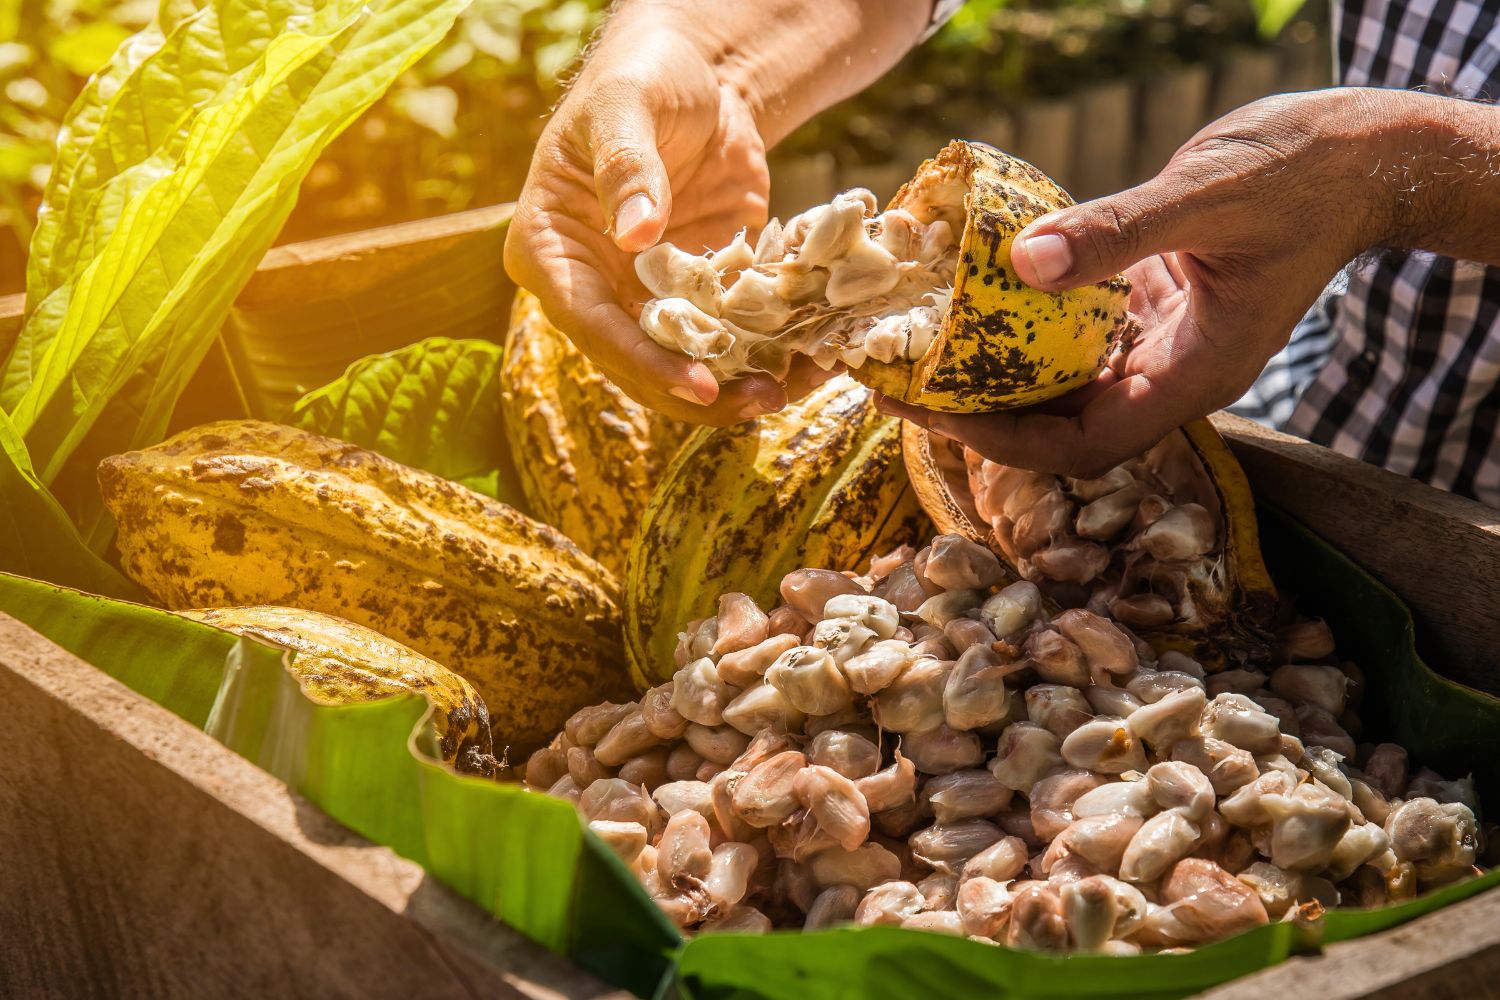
[
  {"left": 902, "top": 419, "right": 1276, "bottom": 665},
  {"left": 180, "top": 605, "right": 500, "bottom": 775},
  {"left": 500, "top": 289, "right": 690, "bottom": 575},
  {"left": 625, "top": 375, "right": 930, "bottom": 688},
  {"left": 856, "top": 141, "right": 1134, "bottom": 412},
  {"left": 99, "top": 420, "right": 631, "bottom": 750}
]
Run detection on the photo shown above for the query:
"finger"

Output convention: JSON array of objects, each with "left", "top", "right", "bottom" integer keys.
[
  {"left": 589, "top": 96, "right": 673, "bottom": 253},
  {"left": 1010, "top": 169, "right": 1226, "bottom": 292},
  {"left": 1031, "top": 369, "right": 1120, "bottom": 417},
  {"left": 877, "top": 371, "right": 1208, "bottom": 480},
  {"left": 507, "top": 217, "right": 719, "bottom": 406}
]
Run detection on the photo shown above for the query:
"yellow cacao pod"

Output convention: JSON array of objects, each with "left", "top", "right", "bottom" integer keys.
[
  {"left": 179, "top": 605, "right": 500, "bottom": 776},
  {"left": 903, "top": 419, "right": 1277, "bottom": 665},
  {"left": 501, "top": 289, "right": 691, "bottom": 575},
  {"left": 625, "top": 375, "right": 930, "bottom": 688},
  {"left": 854, "top": 140, "right": 1134, "bottom": 412},
  {"left": 99, "top": 420, "right": 631, "bottom": 750}
]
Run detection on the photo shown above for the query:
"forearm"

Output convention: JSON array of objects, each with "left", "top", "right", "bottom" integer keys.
[
  {"left": 1375, "top": 90, "right": 1500, "bottom": 266},
  {"left": 603, "top": 0, "right": 930, "bottom": 145}
]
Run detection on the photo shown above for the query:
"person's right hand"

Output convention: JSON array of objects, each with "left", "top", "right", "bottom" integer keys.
[
  {"left": 880, "top": 88, "right": 1437, "bottom": 477},
  {"left": 503, "top": 20, "right": 827, "bottom": 425}
]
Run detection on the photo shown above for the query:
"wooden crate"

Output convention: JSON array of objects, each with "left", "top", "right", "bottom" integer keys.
[{"left": 3, "top": 207, "right": 1499, "bottom": 998}]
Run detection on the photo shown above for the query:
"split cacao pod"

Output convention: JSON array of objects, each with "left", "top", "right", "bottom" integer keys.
[
  {"left": 99, "top": 420, "right": 631, "bottom": 750},
  {"left": 180, "top": 605, "right": 501, "bottom": 776},
  {"left": 854, "top": 140, "right": 1134, "bottom": 412},
  {"left": 903, "top": 419, "right": 1277, "bottom": 665},
  {"left": 500, "top": 289, "right": 690, "bottom": 575},
  {"left": 625, "top": 375, "right": 930, "bottom": 688}
]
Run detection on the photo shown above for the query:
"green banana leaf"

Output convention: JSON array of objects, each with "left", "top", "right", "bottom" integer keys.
[
  {"left": 2, "top": 501, "right": 1496, "bottom": 999},
  {"left": 289, "top": 336, "right": 528, "bottom": 510},
  {"left": 0, "top": 571, "right": 680, "bottom": 997}
]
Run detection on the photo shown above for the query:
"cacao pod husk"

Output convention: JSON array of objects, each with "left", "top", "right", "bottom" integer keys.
[
  {"left": 99, "top": 420, "right": 631, "bottom": 750},
  {"left": 180, "top": 605, "right": 501, "bottom": 776},
  {"left": 500, "top": 289, "right": 690, "bottom": 575},
  {"left": 854, "top": 140, "right": 1133, "bottom": 413},
  {"left": 625, "top": 375, "right": 930, "bottom": 688}
]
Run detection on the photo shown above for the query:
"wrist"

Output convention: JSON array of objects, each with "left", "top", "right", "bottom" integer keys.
[
  {"left": 594, "top": 4, "right": 776, "bottom": 129},
  {"left": 602, "top": 0, "right": 928, "bottom": 146},
  {"left": 1330, "top": 88, "right": 1490, "bottom": 253},
  {"left": 1284, "top": 88, "right": 1434, "bottom": 256}
]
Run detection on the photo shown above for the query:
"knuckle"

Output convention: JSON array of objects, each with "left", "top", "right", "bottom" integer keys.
[
  {"left": 1073, "top": 200, "right": 1139, "bottom": 266},
  {"left": 593, "top": 142, "right": 648, "bottom": 189}
]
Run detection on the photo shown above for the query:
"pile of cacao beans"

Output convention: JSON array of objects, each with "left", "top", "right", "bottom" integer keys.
[
  {"left": 525, "top": 534, "right": 1482, "bottom": 951},
  {"left": 971, "top": 439, "right": 1226, "bottom": 630}
]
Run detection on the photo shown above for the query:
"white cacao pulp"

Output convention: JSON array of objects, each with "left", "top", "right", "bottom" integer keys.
[{"left": 633, "top": 188, "right": 961, "bottom": 380}]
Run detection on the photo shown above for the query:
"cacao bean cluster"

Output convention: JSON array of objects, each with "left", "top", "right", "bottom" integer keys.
[
  {"left": 971, "top": 436, "right": 1227, "bottom": 629},
  {"left": 525, "top": 534, "right": 1483, "bottom": 951}
]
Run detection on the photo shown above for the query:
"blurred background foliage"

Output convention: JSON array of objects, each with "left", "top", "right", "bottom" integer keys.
[{"left": 0, "top": 0, "right": 1320, "bottom": 292}]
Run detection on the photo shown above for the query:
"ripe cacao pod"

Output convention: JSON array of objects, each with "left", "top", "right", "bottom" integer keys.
[
  {"left": 853, "top": 140, "right": 1134, "bottom": 412},
  {"left": 500, "top": 289, "right": 690, "bottom": 575},
  {"left": 625, "top": 375, "right": 930, "bottom": 688},
  {"left": 903, "top": 419, "right": 1277, "bottom": 665},
  {"left": 100, "top": 420, "right": 631, "bottom": 750},
  {"left": 180, "top": 605, "right": 501, "bottom": 776}
]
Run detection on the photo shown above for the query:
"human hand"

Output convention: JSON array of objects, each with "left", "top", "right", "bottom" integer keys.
[
  {"left": 880, "top": 87, "right": 1419, "bottom": 476},
  {"left": 503, "top": 19, "right": 824, "bottom": 425}
]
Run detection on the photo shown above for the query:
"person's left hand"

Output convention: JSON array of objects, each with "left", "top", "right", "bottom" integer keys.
[{"left": 879, "top": 87, "right": 1423, "bottom": 477}]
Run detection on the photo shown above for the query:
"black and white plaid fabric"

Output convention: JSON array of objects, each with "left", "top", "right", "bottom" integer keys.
[{"left": 1229, "top": 0, "right": 1500, "bottom": 505}]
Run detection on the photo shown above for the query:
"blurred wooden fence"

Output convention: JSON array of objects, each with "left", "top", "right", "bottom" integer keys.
[{"left": 769, "top": 33, "right": 1331, "bottom": 218}]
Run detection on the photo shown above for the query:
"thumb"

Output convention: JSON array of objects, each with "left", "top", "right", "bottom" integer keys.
[
  {"left": 1010, "top": 170, "right": 1212, "bottom": 291},
  {"left": 591, "top": 108, "right": 673, "bottom": 253}
]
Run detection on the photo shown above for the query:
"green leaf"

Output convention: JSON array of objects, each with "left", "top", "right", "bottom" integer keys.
[
  {"left": 289, "top": 337, "right": 528, "bottom": 509},
  {"left": 0, "top": 407, "right": 139, "bottom": 598},
  {"left": 2, "top": 0, "right": 469, "bottom": 547},
  {"left": 1250, "top": 0, "right": 1308, "bottom": 39},
  {"left": 46, "top": 21, "right": 131, "bottom": 75}
]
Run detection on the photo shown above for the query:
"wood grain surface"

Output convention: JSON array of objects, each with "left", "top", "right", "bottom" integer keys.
[
  {"left": 1213, "top": 412, "right": 1500, "bottom": 694},
  {"left": 0, "top": 613, "right": 625, "bottom": 1000},
  {"left": 1197, "top": 886, "right": 1500, "bottom": 999}
]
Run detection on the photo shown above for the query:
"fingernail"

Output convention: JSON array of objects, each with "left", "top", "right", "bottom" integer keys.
[
  {"left": 614, "top": 193, "right": 654, "bottom": 242},
  {"left": 738, "top": 401, "right": 771, "bottom": 420},
  {"left": 669, "top": 385, "right": 706, "bottom": 405},
  {"left": 1018, "top": 232, "right": 1072, "bottom": 285}
]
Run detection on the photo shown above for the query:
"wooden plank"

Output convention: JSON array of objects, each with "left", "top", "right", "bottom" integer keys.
[
  {"left": 1196, "top": 885, "right": 1500, "bottom": 999},
  {"left": 1213, "top": 412, "right": 1500, "bottom": 693},
  {"left": 235, "top": 203, "right": 514, "bottom": 310},
  {"left": 0, "top": 613, "right": 624, "bottom": 1000},
  {"left": 0, "top": 205, "right": 514, "bottom": 361}
]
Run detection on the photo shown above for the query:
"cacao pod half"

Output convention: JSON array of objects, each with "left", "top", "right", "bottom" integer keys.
[
  {"left": 903, "top": 419, "right": 1277, "bottom": 666},
  {"left": 100, "top": 420, "right": 631, "bottom": 750},
  {"left": 180, "top": 605, "right": 501, "bottom": 776},
  {"left": 854, "top": 140, "right": 1134, "bottom": 412},
  {"left": 500, "top": 289, "right": 690, "bottom": 575},
  {"left": 625, "top": 375, "right": 930, "bottom": 688}
]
